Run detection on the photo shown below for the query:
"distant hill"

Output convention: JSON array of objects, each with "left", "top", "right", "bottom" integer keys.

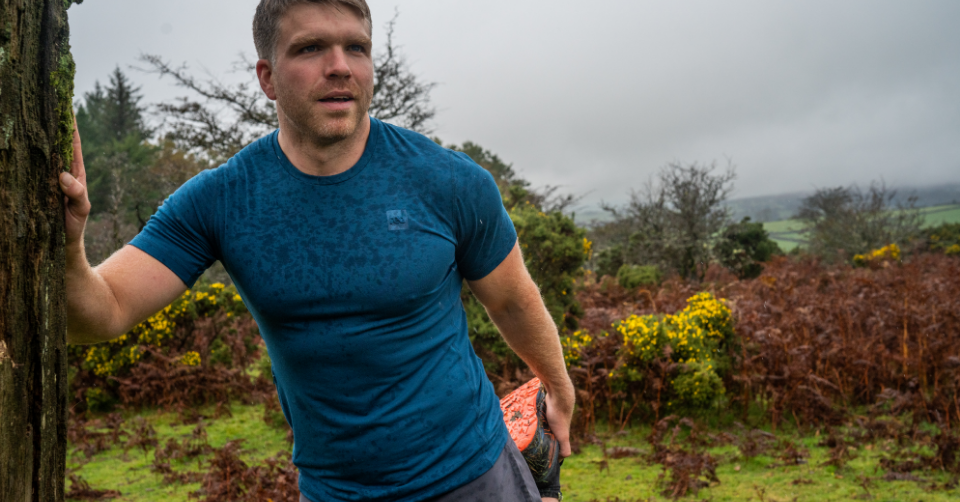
[{"left": 572, "top": 182, "right": 960, "bottom": 227}]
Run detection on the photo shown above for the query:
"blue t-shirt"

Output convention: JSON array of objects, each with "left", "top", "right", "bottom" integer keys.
[{"left": 130, "top": 118, "right": 518, "bottom": 501}]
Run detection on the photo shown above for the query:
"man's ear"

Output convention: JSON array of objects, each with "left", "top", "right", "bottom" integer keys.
[{"left": 256, "top": 59, "right": 278, "bottom": 101}]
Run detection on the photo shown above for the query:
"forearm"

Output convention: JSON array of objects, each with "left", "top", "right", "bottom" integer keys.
[
  {"left": 65, "top": 241, "right": 125, "bottom": 345},
  {"left": 485, "top": 292, "right": 574, "bottom": 400}
]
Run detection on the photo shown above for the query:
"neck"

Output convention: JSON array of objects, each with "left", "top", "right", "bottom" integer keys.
[{"left": 277, "top": 115, "right": 371, "bottom": 177}]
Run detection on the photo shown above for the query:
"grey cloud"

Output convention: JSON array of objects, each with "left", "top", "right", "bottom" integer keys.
[{"left": 70, "top": 0, "right": 960, "bottom": 209}]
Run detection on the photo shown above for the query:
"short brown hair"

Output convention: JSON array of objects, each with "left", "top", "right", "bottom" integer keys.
[{"left": 253, "top": 0, "right": 372, "bottom": 63}]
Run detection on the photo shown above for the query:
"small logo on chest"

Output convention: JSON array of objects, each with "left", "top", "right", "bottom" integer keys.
[{"left": 386, "top": 210, "right": 409, "bottom": 231}]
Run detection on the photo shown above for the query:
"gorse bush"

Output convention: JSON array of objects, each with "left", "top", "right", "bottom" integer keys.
[
  {"left": 616, "top": 264, "right": 662, "bottom": 290},
  {"left": 925, "top": 222, "right": 960, "bottom": 256},
  {"left": 69, "top": 281, "right": 261, "bottom": 412},
  {"left": 566, "top": 291, "right": 736, "bottom": 431},
  {"left": 612, "top": 292, "right": 734, "bottom": 410},
  {"left": 617, "top": 292, "right": 733, "bottom": 367},
  {"left": 78, "top": 283, "right": 249, "bottom": 378}
]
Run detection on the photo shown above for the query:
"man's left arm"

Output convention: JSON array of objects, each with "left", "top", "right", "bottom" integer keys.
[{"left": 467, "top": 241, "right": 576, "bottom": 458}]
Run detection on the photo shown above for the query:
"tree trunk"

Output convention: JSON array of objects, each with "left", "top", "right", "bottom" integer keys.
[{"left": 0, "top": 0, "right": 77, "bottom": 500}]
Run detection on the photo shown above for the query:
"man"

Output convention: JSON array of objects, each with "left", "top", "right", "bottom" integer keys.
[{"left": 60, "top": 1, "right": 574, "bottom": 500}]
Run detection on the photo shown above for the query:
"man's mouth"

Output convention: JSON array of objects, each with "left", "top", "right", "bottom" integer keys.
[{"left": 319, "top": 96, "right": 354, "bottom": 103}]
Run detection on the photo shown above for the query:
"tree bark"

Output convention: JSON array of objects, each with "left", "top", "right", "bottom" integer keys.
[{"left": 0, "top": 0, "right": 77, "bottom": 500}]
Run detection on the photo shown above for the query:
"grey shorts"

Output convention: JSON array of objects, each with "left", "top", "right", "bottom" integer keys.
[{"left": 299, "top": 439, "right": 540, "bottom": 502}]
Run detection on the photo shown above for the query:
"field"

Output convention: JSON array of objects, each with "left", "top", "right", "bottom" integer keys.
[
  {"left": 764, "top": 204, "right": 960, "bottom": 251},
  {"left": 67, "top": 402, "right": 960, "bottom": 502},
  {"left": 65, "top": 252, "right": 960, "bottom": 501}
]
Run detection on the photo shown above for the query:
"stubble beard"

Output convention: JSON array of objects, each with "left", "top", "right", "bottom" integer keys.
[{"left": 276, "top": 83, "right": 373, "bottom": 147}]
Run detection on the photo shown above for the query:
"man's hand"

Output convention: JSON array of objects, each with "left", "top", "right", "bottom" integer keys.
[
  {"left": 544, "top": 381, "right": 575, "bottom": 458},
  {"left": 60, "top": 115, "right": 90, "bottom": 248}
]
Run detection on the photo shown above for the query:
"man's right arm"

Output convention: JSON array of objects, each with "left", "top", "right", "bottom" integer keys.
[{"left": 60, "top": 118, "right": 187, "bottom": 345}]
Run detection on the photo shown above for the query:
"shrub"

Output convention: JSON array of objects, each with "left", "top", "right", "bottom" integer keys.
[
  {"left": 85, "top": 387, "right": 118, "bottom": 413},
  {"left": 617, "top": 264, "right": 662, "bottom": 290},
  {"left": 671, "top": 360, "right": 725, "bottom": 410},
  {"left": 925, "top": 222, "right": 960, "bottom": 255},
  {"left": 68, "top": 281, "right": 261, "bottom": 412},
  {"left": 510, "top": 201, "right": 589, "bottom": 331},
  {"left": 594, "top": 244, "right": 624, "bottom": 278},
  {"left": 77, "top": 282, "right": 250, "bottom": 379},
  {"left": 713, "top": 217, "right": 781, "bottom": 279},
  {"left": 610, "top": 292, "right": 735, "bottom": 414}
]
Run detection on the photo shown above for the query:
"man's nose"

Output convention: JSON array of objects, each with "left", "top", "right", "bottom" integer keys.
[{"left": 323, "top": 47, "right": 352, "bottom": 79}]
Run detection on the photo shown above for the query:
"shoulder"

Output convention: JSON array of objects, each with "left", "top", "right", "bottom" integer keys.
[
  {"left": 177, "top": 132, "right": 279, "bottom": 195},
  {"left": 375, "top": 119, "right": 485, "bottom": 178},
  {"left": 216, "top": 132, "right": 277, "bottom": 179}
]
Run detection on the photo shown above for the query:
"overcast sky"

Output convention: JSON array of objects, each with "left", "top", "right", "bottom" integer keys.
[{"left": 69, "top": 0, "right": 960, "bottom": 210}]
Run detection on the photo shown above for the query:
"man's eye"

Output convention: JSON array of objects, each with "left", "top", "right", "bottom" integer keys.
[
  {"left": 301, "top": 45, "right": 319, "bottom": 53},
  {"left": 348, "top": 44, "right": 365, "bottom": 53}
]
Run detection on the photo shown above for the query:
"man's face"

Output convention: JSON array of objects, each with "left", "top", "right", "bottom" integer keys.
[{"left": 258, "top": 3, "right": 374, "bottom": 145}]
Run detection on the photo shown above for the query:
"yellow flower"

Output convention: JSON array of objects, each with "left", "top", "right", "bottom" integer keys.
[{"left": 179, "top": 351, "right": 201, "bottom": 367}]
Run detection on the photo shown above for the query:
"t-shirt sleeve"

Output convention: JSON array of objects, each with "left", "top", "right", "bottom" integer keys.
[
  {"left": 129, "top": 169, "right": 220, "bottom": 287},
  {"left": 453, "top": 152, "right": 518, "bottom": 281}
]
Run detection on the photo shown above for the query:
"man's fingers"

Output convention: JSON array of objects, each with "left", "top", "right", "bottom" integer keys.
[
  {"left": 60, "top": 172, "right": 91, "bottom": 217},
  {"left": 70, "top": 113, "right": 86, "bottom": 182},
  {"left": 62, "top": 118, "right": 91, "bottom": 246}
]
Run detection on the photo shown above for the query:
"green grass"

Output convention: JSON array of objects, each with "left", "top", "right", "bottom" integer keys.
[
  {"left": 68, "top": 402, "right": 960, "bottom": 502},
  {"left": 762, "top": 219, "right": 806, "bottom": 253},
  {"left": 920, "top": 204, "right": 960, "bottom": 228},
  {"left": 563, "top": 428, "right": 958, "bottom": 501},
  {"left": 67, "top": 402, "right": 289, "bottom": 502}
]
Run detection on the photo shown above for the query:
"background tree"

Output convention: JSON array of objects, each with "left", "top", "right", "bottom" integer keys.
[
  {"left": 713, "top": 217, "right": 782, "bottom": 279},
  {"left": 795, "top": 182, "right": 923, "bottom": 261},
  {"left": 369, "top": 13, "right": 436, "bottom": 133},
  {"left": 0, "top": 0, "right": 77, "bottom": 500},
  {"left": 74, "top": 68, "right": 174, "bottom": 264},
  {"left": 75, "top": 67, "right": 156, "bottom": 217},
  {"left": 592, "top": 161, "right": 735, "bottom": 281}
]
